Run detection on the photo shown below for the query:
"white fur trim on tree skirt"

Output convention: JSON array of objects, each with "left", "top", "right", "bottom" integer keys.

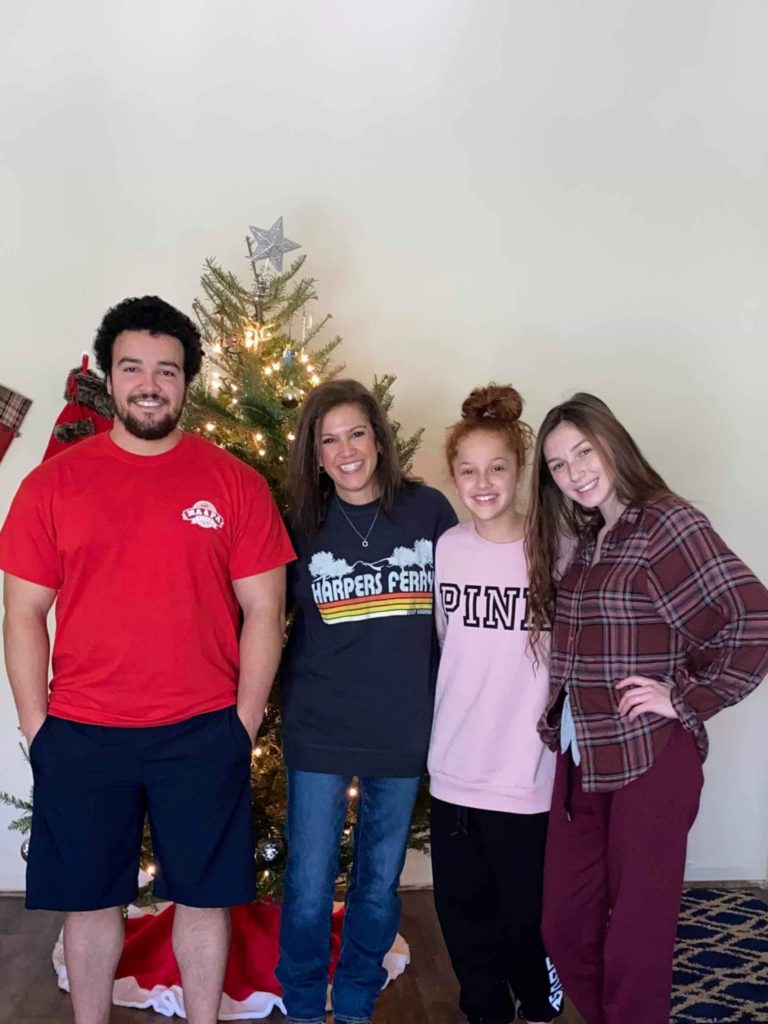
[{"left": 51, "top": 903, "right": 410, "bottom": 1020}]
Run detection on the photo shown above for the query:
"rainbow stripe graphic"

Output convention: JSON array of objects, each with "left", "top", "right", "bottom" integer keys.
[{"left": 317, "top": 591, "right": 433, "bottom": 624}]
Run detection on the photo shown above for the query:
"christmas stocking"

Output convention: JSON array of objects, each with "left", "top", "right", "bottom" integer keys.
[{"left": 42, "top": 355, "right": 113, "bottom": 462}]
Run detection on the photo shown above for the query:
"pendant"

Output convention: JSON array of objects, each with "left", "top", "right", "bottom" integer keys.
[{"left": 362, "top": 540, "right": 369, "bottom": 548}]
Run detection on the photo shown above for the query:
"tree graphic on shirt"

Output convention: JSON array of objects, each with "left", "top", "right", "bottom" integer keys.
[
  {"left": 310, "top": 544, "right": 434, "bottom": 581},
  {"left": 308, "top": 551, "right": 354, "bottom": 581},
  {"left": 388, "top": 539, "right": 433, "bottom": 569}
]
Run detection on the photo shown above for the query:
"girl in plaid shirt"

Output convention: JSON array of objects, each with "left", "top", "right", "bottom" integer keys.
[{"left": 525, "top": 392, "right": 768, "bottom": 1024}]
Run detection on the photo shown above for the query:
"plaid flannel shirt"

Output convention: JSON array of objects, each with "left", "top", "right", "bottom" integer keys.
[
  {"left": 539, "top": 498, "right": 768, "bottom": 792},
  {"left": 0, "top": 384, "right": 32, "bottom": 434}
]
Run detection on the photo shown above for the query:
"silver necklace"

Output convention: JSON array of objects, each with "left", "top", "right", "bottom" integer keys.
[{"left": 335, "top": 496, "right": 380, "bottom": 548}]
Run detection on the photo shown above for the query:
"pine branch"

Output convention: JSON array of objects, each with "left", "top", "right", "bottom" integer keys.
[{"left": 0, "top": 790, "right": 32, "bottom": 812}]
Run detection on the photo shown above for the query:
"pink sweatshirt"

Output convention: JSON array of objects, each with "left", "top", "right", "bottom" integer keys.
[{"left": 428, "top": 522, "right": 556, "bottom": 814}]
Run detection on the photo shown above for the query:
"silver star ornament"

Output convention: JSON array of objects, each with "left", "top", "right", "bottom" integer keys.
[{"left": 248, "top": 217, "right": 301, "bottom": 272}]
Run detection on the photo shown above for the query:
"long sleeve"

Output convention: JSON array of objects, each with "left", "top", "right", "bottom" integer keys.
[{"left": 645, "top": 503, "right": 768, "bottom": 729}]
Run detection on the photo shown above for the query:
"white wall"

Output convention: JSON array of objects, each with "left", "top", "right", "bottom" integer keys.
[{"left": 1, "top": 0, "right": 766, "bottom": 891}]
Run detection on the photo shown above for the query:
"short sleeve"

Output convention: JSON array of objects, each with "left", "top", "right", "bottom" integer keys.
[
  {"left": 0, "top": 472, "right": 62, "bottom": 590},
  {"left": 229, "top": 471, "right": 296, "bottom": 580},
  {"left": 434, "top": 491, "right": 459, "bottom": 540}
]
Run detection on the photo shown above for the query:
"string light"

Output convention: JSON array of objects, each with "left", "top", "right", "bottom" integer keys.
[
  {"left": 254, "top": 746, "right": 263, "bottom": 757},
  {"left": 347, "top": 785, "right": 358, "bottom": 798},
  {"left": 287, "top": 432, "right": 295, "bottom": 442},
  {"left": 205, "top": 422, "right": 215, "bottom": 432},
  {"left": 299, "top": 352, "right": 309, "bottom": 364},
  {"left": 310, "top": 374, "right": 321, "bottom": 386},
  {"left": 146, "top": 863, "right": 156, "bottom": 877},
  {"left": 264, "top": 367, "right": 273, "bottom": 377},
  {"left": 258, "top": 448, "right": 266, "bottom": 457},
  {"left": 255, "top": 432, "right": 264, "bottom": 442}
]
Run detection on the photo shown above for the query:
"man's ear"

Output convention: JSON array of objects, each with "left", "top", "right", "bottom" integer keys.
[{"left": 105, "top": 374, "right": 112, "bottom": 396}]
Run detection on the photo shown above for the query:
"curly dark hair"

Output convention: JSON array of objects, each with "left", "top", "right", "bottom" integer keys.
[{"left": 93, "top": 296, "right": 204, "bottom": 381}]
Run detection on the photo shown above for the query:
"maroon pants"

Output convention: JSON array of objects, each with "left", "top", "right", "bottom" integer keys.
[{"left": 541, "top": 725, "right": 703, "bottom": 1024}]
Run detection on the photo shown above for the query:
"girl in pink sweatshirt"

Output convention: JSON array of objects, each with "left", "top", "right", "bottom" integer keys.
[{"left": 428, "top": 385, "right": 561, "bottom": 1024}]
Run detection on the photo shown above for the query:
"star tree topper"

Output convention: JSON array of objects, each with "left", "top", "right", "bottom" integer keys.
[{"left": 248, "top": 217, "right": 301, "bottom": 272}]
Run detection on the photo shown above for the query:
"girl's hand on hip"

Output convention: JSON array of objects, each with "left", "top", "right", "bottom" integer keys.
[{"left": 616, "top": 676, "right": 679, "bottom": 722}]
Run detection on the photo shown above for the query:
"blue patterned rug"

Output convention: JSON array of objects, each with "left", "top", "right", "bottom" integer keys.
[{"left": 673, "top": 888, "right": 768, "bottom": 1023}]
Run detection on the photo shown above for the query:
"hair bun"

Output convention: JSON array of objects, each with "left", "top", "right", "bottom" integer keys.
[{"left": 461, "top": 384, "right": 523, "bottom": 423}]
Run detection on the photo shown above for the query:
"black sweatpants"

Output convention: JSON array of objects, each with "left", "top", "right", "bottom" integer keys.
[{"left": 430, "top": 796, "right": 562, "bottom": 1023}]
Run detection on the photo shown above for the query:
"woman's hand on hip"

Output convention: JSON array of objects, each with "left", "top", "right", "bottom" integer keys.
[{"left": 616, "top": 676, "right": 679, "bottom": 722}]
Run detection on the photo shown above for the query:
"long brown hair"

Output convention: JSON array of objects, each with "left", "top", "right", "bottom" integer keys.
[
  {"left": 445, "top": 384, "right": 534, "bottom": 473},
  {"left": 286, "top": 379, "right": 405, "bottom": 539},
  {"left": 525, "top": 393, "right": 679, "bottom": 647}
]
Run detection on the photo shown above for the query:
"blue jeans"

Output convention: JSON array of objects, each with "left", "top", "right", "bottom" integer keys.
[{"left": 277, "top": 769, "right": 421, "bottom": 1024}]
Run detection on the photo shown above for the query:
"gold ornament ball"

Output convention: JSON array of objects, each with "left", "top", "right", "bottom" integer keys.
[{"left": 281, "top": 384, "right": 302, "bottom": 409}]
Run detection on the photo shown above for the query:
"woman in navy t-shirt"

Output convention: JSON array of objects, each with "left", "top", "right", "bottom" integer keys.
[{"left": 277, "top": 379, "right": 456, "bottom": 1024}]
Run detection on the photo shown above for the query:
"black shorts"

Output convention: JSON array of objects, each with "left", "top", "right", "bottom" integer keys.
[{"left": 26, "top": 706, "right": 257, "bottom": 912}]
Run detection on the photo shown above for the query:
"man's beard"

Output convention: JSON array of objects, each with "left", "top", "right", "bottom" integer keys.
[{"left": 115, "top": 396, "right": 183, "bottom": 441}]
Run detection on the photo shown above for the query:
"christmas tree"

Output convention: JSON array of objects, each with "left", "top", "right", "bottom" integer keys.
[
  {"left": 182, "top": 220, "right": 427, "bottom": 897},
  {"left": 183, "top": 220, "right": 423, "bottom": 504}
]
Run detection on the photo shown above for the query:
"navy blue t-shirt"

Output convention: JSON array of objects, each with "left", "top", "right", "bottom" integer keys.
[{"left": 281, "top": 483, "right": 457, "bottom": 777}]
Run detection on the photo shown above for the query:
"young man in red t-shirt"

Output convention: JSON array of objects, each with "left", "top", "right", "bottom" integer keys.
[{"left": 0, "top": 296, "right": 295, "bottom": 1024}]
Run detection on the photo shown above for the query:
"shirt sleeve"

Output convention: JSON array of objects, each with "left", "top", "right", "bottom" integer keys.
[
  {"left": 0, "top": 472, "right": 62, "bottom": 590},
  {"left": 435, "top": 491, "right": 459, "bottom": 540},
  {"left": 229, "top": 471, "right": 296, "bottom": 580},
  {"left": 433, "top": 534, "right": 448, "bottom": 648},
  {"left": 644, "top": 503, "right": 768, "bottom": 730}
]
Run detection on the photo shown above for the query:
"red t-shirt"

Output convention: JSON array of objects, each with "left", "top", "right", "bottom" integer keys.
[{"left": 0, "top": 432, "right": 295, "bottom": 726}]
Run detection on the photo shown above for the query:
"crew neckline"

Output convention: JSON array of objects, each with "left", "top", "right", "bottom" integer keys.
[
  {"left": 470, "top": 521, "right": 525, "bottom": 547},
  {"left": 102, "top": 430, "right": 190, "bottom": 465},
  {"left": 334, "top": 493, "right": 381, "bottom": 514}
]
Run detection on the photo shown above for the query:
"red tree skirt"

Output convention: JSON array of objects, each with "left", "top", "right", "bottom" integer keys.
[{"left": 52, "top": 901, "right": 410, "bottom": 1020}]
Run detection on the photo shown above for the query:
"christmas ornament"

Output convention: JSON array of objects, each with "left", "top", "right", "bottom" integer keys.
[
  {"left": 282, "top": 347, "right": 295, "bottom": 367},
  {"left": 20, "top": 839, "right": 29, "bottom": 861},
  {"left": 255, "top": 832, "right": 284, "bottom": 865},
  {"left": 281, "top": 384, "right": 302, "bottom": 409},
  {"left": 248, "top": 217, "right": 301, "bottom": 273},
  {"left": 301, "top": 304, "right": 313, "bottom": 344}
]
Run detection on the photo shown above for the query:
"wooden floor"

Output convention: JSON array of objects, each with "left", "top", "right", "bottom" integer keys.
[{"left": 0, "top": 890, "right": 585, "bottom": 1023}]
